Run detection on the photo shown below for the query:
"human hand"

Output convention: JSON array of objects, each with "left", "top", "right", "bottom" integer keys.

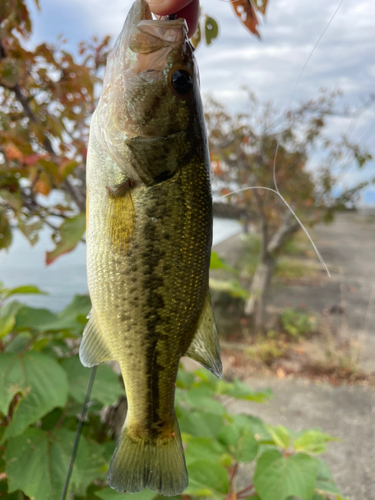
[{"left": 146, "top": 0, "right": 199, "bottom": 37}]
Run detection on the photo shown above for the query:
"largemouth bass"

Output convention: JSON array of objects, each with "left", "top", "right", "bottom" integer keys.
[{"left": 80, "top": 0, "right": 222, "bottom": 495}]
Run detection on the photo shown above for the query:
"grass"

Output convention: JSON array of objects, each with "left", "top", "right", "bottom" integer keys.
[{"left": 245, "top": 338, "right": 289, "bottom": 366}]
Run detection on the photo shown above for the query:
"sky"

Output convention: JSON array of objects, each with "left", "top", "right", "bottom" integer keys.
[{"left": 27, "top": 0, "right": 375, "bottom": 199}]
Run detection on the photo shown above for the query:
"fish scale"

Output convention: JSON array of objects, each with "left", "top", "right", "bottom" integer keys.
[{"left": 80, "top": 0, "right": 222, "bottom": 495}]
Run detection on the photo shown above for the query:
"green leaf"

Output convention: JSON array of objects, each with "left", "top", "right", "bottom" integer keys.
[
  {"left": 218, "top": 379, "right": 272, "bottom": 402},
  {"left": 77, "top": 439, "right": 113, "bottom": 495},
  {"left": 294, "top": 430, "right": 337, "bottom": 454},
  {"left": 218, "top": 424, "right": 241, "bottom": 449},
  {"left": 46, "top": 213, "right": 86, "bottom": 265},
  {"left": 311, "top": 494, "right": 327, "bottom": 500},
  {"left": 253, "top": 450, "right": 318, "bottom": 500},
  {"left": 35, "top": 294, "right": 91, "bottom": 334},
  {"left": 210, "top": 252, "right": 235, "bottom": 272},
  {"left": 266, "top": 425, "right": 291, "bottom": 449},
  {"left": 0, "top": 301, "right": 23, "bottom": 338},
  {"left": 315, "top": 480, "right": 341, "bottom": 495},
  {"left": 217, "top": 423, "right": 258, "bottom": 463},
  {"left": 0, "top": 207, "right": 12, "bottom": 250},
  {"left": 176, "top": 368, "right": 194, "bottom": 388},
  {"left": 61, "top": 356, "right": 123, "bottom": 406},
  {"left": 60, "top": 159, "right": 79, "bottom": 181},
  {"left": 0, "top": 351, "right": 68, "bottom": 441},
  {"left": 14, "top": 306, "right": 58, "bottom": 332},
  {"left": 204, "top": 16, "right": 219, "bottom": 46},
  {"left": 236, "top": 432, "right": 259, "bottom": 463},
  {"left": 178, "top": 409, "right": 223, "bottom": 439},
  {"left": 95, "top": 489, "right": 157, "bottom": 500},
  {"left": 5, "top": 428, "right": 88, "bottom": 500},
  {"left": 186, "top": 460, "right": 229, "bottom": 499},
  {"left": 3, "top": 285, "right": 46, "bottom": 299},
  {"left": 184, "top": 437, "right": 227, "bottom": 466},
  {"left": 209, "top": 278, "right": 250, "bottom": 299},
  {"left": 315, "top": 457, "right": 332, "bottom": 481},
  {"left": 185, "top": 387, "right": 226, "bottom": 415},
  {"left": 0, "top": 478, "right": 23, "bottom": 500},
  {"left": 3, "top": 332, "right": 32, "bottom": 353}
]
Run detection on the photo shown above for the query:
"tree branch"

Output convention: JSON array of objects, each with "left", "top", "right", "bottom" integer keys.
[
  {"left": 1, "top": 38, "right": 86, "bottom": 213},
  {"left": 267, "top": 210, "right": 300, "bottom": 254}
]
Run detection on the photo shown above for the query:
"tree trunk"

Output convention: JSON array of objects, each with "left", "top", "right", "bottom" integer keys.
[{"left": 244, "top": 253, "right": 275, "bottom": 331}]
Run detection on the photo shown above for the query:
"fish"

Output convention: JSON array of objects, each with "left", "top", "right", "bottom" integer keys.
[{"left": 79, "top": 0, "right": 222, "bottom": 496}]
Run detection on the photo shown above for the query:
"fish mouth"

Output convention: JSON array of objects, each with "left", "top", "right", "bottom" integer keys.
[
  {"left": 127, "top": 0, "right": 188, "bottom": 54},
  {"left": 128, "top": 0, "right": 187, "bottom": 28}
]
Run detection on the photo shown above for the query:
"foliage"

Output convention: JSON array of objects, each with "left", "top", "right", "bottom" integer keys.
[
  {"left": 192, "top": 0, "right": 269, "bottom": 49},
  {"left": 0, "top": 0, "right": 110, "bottom": 260},
  {"left": 0, "top": 283, "right": 348, "bottom": 500},
  {"left": 206, "top": 91, "right": 373, "bottom": 328},
  {"left": 0, "top": 0, "right": 272, "bottom": 263},
  {"left": 0, "top": 3, "right": 355, "bottom": 499},
  {"left": 281, "top": 308, "right": 318, "bottom": 339},
  {"left": 245, "top": 339, "right": 288, "bottom": 366}
]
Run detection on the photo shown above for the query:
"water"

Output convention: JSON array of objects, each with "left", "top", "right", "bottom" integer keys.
[{"left": 0, "top": 218, "right": 242, "bottom": 311}]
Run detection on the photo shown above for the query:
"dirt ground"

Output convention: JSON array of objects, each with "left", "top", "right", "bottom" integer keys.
[{"left": 212, "top": 212, "right": 375, "bottom": 499}]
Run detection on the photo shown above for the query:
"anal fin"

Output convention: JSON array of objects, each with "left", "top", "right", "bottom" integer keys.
[
  {"left": 185, "top": 291, "right": 223, "bottom": 379},
  {"left": 79, "top": 311, "right": 113, "bottom": 367}
]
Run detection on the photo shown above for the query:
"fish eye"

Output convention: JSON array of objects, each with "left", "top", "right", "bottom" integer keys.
[{"left": 171, "top": 70, "right": 193, "bottom": 95}]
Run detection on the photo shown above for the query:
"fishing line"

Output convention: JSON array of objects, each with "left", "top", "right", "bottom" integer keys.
[
  {"left": 219, "top": 186, "right": 330, "bottom": 276},
  {"left": 218, "top": 2, "right": 346, "bottom": 277},
  {"left": 269, "top": 0, "right": 345, "bottom": 276},
  {"left": 272, "top": 0, "right": 346, "bottom": 173},
  {"left": 61, "top": 366, "right": 97, "bottom": 500}
]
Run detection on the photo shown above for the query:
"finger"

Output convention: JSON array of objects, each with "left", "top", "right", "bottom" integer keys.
[
  {"left": 174, "top": 0, "right": 199, "bottom": 37},
  {"left": 146, "top": 0, "right": 199, "bottom": 37},
  {"left": 147, "top": 0, "right": 193, "bottom": 16}
]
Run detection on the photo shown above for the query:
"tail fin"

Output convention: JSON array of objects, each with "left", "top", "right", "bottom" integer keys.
[{"left": 107, "top": 418, "right": 188, "bottom": 496}]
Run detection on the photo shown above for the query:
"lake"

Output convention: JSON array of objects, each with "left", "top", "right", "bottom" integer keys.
[{"left": 0, "top": 218, "right": 242, "bottom": 311}]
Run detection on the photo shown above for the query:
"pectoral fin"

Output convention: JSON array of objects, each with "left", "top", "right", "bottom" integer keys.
[
  {"left": 185, "top": 292, "right": 222, "bottom": 379},
  {"left": 79, "top": 311, "right": 113, "bottom": 367}
]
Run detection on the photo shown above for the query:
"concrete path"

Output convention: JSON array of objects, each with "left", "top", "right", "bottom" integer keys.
[
  {"left": 213, "top": 213, "right": 375, "bottom": 499},
  {"left": 269, "top": 212, "right": 375, "bottom": 372}
]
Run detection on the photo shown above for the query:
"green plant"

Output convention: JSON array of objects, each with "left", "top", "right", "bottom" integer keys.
[
  {"left": 276, "top": 259, "right": 315, "bottom": 280},
  {"left": 0, "top": 283, "right": 348, "bottom": 500},
  {"left": 281, "top": 308, "right": 318, "bottom": 339},
  {"left": 245, "top": 339, "right": 288, "bottom": 365}
]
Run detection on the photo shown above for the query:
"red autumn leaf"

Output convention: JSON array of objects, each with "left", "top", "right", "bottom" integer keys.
[
  {"left": 24, "top": 153, "right": 46, "bottom": 166},
  {"left": 231, "top": 0, "right": 260, "bottom": 38},
  {"left": 221, "top": 188, "right": 231, "bottom": 196},
  {"left": 211, "top": 160, "right": 222, "bottom": 176},
  {"left": 32, "top": 171, "right": 52, "bottom": 196},
  {"left": 3, "top": 143, "right": 24, "bottom": 162}
]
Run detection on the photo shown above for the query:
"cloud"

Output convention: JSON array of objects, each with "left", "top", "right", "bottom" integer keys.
[{"left": 27, "top": 0, "right": 375, "bottom": 188}]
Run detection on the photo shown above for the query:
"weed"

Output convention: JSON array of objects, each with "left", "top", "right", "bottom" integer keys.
[{"left": 280, "top": 308, "right": 317, "bottom": 339}]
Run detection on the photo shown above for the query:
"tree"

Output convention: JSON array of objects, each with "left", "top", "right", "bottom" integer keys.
[
  {"left": 206, "top": 90, "right": 373, "bottom": 330},
  {"left": 0, "top": 0, "right": 110, "bottom": 262},
  {"left": 0, "top": 0, "right": 266, "bottom": 263}
]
